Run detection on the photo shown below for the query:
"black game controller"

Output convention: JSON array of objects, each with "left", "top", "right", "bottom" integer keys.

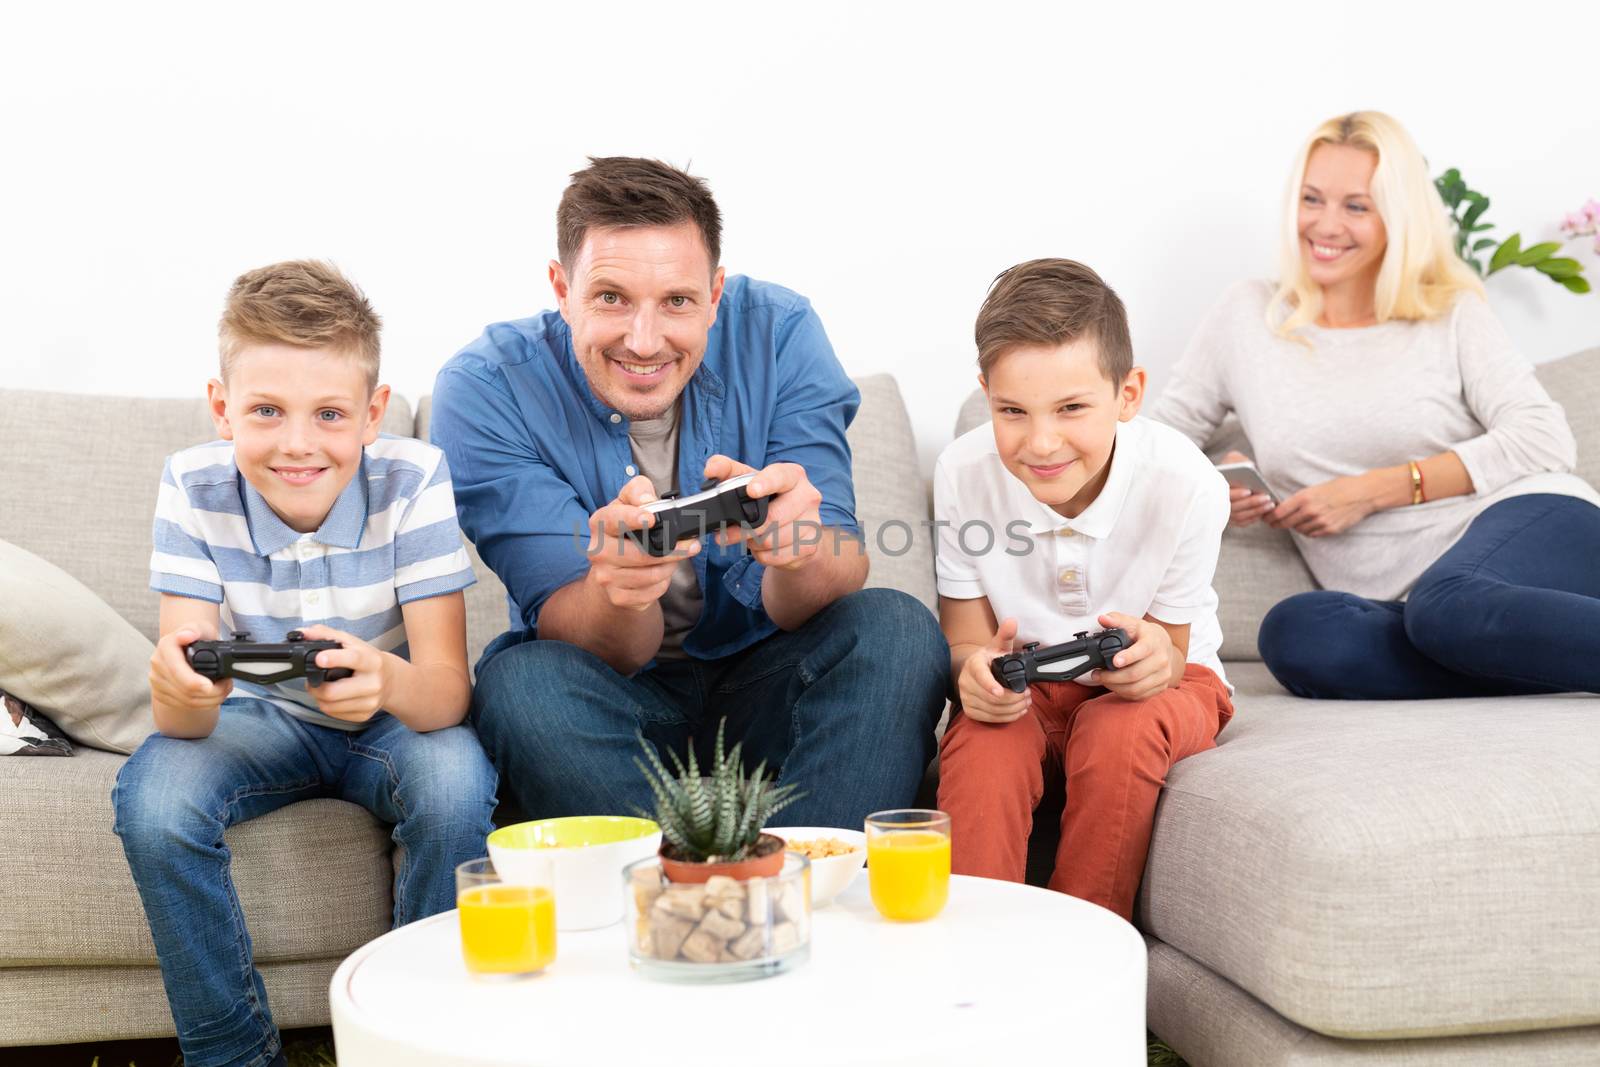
[
  {"left": 626, "top": 472, "right": 771, "bottom": 557},
  {"left": 990, "top": 628, "right": 1132, "bottom": 693},
  {"left": 186, "top": 630, "right": 354, "bottom": 686}
]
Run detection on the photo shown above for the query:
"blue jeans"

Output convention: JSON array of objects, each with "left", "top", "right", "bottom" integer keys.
[
  {"left": 112, "top": 700, "right": 498, "bottom": 1067},
  {"left": 1259, "top": 494, "right": 1600, "bottom": 699},
  {"left": 471, "top": 587, "right": 949, "bottom": 828}
]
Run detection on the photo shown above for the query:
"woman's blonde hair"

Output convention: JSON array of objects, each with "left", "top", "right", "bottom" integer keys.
[{"left": 1270, "top": 111, "right": 1483, "bottom": 337}]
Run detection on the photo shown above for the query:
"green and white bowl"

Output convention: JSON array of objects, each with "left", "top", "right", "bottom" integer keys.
[{"left": 488, "top": 815, "right": 661, "bottom": 931}]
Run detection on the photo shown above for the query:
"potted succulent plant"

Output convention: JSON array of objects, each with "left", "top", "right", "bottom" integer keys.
[{"left": 633, "top": 721, "right": 803, "bottom": 884}]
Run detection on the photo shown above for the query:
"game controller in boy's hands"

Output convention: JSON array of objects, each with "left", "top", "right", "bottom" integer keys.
[
  {"left": 625, "top": 473, "right": 770, "bottom": 557},
  {"left": 990, "top": 628, "right": 1132, "bottom": 693},
  {"left": 185, "top": 631, "right": 355, "bottom": 687}
]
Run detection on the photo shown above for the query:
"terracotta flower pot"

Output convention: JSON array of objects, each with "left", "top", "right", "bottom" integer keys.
[{"left": 659, "top": 833, "right": 786, "bottom": 884}]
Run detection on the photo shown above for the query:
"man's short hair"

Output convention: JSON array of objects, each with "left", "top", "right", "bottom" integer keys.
[
  {"left": 556, "top": 157, "right": 723, "bottom": 271},
  {"left": 218, "top": 260, "right": 381, "bottom": 392},
  {"left": 974, "top": 258, "right": 1133, "bottom": 384}
]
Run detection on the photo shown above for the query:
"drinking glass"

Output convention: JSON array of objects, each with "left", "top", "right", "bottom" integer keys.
[
  {"left": 865, "top": 809, "right": 951, "bottom": 922},
  {"left": 455, "top": 857, "right": 557, "bottom": 977}
]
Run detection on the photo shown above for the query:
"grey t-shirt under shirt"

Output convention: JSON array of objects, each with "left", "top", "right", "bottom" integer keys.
[{"left": 629, "top": 400, "right": 703, "bottom": 660}]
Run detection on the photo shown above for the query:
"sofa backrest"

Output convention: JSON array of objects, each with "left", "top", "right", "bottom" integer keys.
[
  {"left": 953, "top": 346, "right": 1600, "bottom": 660},
  {"left": 0, "top": 390, "right": 415, "bottom": 644}
]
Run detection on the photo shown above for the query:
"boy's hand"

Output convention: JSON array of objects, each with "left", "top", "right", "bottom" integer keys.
[
  {"left": 149, "top": 625, "right": 233, "bottom": 714},
  {"left": 703, "top": 455, "right": 825, "bottom": 571},
  {"left": 957, "top": 617, "right": 1032, "bottom": 724},
  {"left": 297, "top": 624, "right": 392, "bottom": 723},
  {"left": 586, "top": 475, "right": 700, "bottom": 611},
  {"left": 1088, "top": 612, "right": 1176, "bottom": 702}
]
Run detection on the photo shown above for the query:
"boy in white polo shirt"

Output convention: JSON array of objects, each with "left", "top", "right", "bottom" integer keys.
[
  {"left": 934, "top": 258, "right": 1234, "bottom": 921},
  {"left": 112, "top": 261, "right": 497, "bottom": 1067}
]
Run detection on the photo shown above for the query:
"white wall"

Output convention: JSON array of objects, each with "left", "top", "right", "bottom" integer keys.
[{"left": 4, "top": 1, "right": 1596, "bottom": 473}]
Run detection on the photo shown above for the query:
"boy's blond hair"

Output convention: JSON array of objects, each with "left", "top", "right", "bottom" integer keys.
[
  {"left": 219, "top": 260, "right": 381, "bottom": 392},
  {"left": 1271, "top": 111, "right": 1483, "bottom": 339}
]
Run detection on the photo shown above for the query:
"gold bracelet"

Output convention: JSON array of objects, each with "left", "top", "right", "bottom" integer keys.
[{"left": 1408, "top": 461, "right": 1424, "bottom": 505}]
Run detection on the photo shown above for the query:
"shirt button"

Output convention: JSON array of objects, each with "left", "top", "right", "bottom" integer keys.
[
  {"left": 1058, "top": 528, "right": 1075, "bottom": 538},
  {"left": 1058, "top": 568, "right": 1077, "bottom": 584},
  {"left": 626, "top": 465, "right": 638, "bottom": 477},
  {"left": 306, "top": 591, "right": 320, "bottom": 604},
  {"left": 609, "top": 413, "right": 622, "bottom": 424}
]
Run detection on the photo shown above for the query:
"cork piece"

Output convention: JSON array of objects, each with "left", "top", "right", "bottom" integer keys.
[
  {"left": 654, "top": 886, "right": 708, "bottom": 921},
  {"left": 695, "top": 907, "right": 745, "bottom": 942},
  {"left": 680, "top": 928, "right": 723, "bottom": 963}
]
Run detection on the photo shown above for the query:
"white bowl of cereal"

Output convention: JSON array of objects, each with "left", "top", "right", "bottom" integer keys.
[{"left": 765, "top": 826, "right": 867, "bottom": 908}]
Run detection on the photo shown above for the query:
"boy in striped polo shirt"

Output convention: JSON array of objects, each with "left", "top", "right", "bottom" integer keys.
[{"left": 113, "top": 261, "right": 497, "bottom": 1067}]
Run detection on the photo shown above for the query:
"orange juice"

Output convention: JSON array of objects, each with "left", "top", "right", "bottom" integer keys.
[
  {"left": 458, "top": 884, "right": 557, "bottom": 974},
  {"left": 867, "top": 831, "right": 951, "bottom": 921}
]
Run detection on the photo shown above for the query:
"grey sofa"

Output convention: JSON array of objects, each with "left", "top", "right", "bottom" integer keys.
[
  {"left": 2, "top": 352, "right": 1595, "bottom": 1062},
  {"left": 0, "top": 375, "right": 935, "bottom": 1046},
  {"left": 954, "top": 346, "right": 1600, "bottom": 1066}
]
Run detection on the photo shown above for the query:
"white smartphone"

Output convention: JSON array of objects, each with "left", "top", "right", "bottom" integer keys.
[{"left": 1215, "top": 460, "right": 1278, "bottom": 503}]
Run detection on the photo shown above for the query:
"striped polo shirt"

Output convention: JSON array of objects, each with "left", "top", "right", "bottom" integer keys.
[{"left": 150, "top": 435, "right": 476, "bottom": 730}]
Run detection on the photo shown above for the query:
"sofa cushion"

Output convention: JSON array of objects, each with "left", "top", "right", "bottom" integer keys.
[
  {"left": 848, "top": 374, "right": 936, "bottom": 610},
  {"left": 0, "top": 539, "right": 155, "bottom": 754},
  {"left": 0, "top": 747, "right": 394, "bottom": 967},
  {"left": 1537, "top": 346, "right": 1600, "bottom": 487},
  {"left": 0, "top": 389, "right": 414, "bottom": 644},
  {"left": 1137, "top": 661, "right": 1600, "bottom": 1039},
  {"left": 415, "top": 372, "right": 936, "bottom": 667}
]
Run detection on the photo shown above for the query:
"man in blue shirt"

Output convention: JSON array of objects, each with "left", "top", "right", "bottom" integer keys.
[{"left": 431, "top": 157, "right": 947, "bottom": 826}]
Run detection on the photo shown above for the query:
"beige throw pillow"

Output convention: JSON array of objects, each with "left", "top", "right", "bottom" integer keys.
[{"left": 0, "top": 539, "right": 155, "bottom": 754}]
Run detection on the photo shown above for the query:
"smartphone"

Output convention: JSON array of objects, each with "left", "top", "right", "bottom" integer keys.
[{"left": 1215, "top": 460, "right": 1278, "bottom": 503}]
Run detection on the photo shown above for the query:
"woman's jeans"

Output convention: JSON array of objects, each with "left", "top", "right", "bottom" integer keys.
[
  {"left": 1259, "top": 494, "right": 1600, "bottom": 699},
  {"left": 112, "top": 700, "right": 498, "bottom": 1067}
]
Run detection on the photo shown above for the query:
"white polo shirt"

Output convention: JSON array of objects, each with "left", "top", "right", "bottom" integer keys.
[{"left": 933, "top": 416, "right": 1230, "bottom": 688}]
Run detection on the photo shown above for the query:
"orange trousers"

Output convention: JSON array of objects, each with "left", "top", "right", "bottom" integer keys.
[{"left": 936, "top": 663, "right": 1233, "bottom": 921}]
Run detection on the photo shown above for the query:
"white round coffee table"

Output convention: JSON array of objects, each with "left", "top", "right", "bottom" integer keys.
[{"left": 330, "top": 874, "right": 1146, "bottom": 1066}]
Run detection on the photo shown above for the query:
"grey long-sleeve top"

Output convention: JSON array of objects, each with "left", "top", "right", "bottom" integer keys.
[{"left": 1151, "top": 280, "right": 1598, "bottom": 601}]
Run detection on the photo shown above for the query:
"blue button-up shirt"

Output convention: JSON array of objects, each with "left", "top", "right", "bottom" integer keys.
[{"left": 430, "top": 275, "right": 860, "bottom": 662}]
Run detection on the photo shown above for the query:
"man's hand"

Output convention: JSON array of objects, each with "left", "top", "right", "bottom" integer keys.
[
  {"left": 1221, "top": 451, "right": 1274, "bottom": 528},
  {"left": 585, "top": 474, "right": 701, "bottom": 611},
  {"left": 149, "top": 624, "right": 232, "bottom": 717},
  {"left": 1088, "top": 612, "right": 1178, "bottom": 702},
  {"left": 703, "top": 455, "right": 824, "bottom": 571},
  {"left": 1268, "top": 473, "right": 1378, "bottom": 538},
  {"left": 298, "top": 624, "right": 394, "bottom": 724},
  {"left": 956, "top": 617, "right": 1032, "bottom": 724}
]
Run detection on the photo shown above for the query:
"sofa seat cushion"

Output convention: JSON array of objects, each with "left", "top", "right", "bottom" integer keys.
[
  {"left": 0, "top": 748, "right": 394, "bottom": 966},
  {"left": 1137, "top": 662, "right": 1600, "bottom": 1039}
]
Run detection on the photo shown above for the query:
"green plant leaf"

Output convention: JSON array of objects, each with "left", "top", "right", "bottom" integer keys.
[
  {"left": 1560, "top": 274, "right": 1591, "bottom": 294},
  {"left": 1472, "top": 238, "right": 1497, "bottom": 251},
  {"left": 1515, "top": 242, "right": 1562, "bottom": 266},
  {"left": 1468, "top": 223, "right": 1494, "bottom": 233},
  {"left": 1461, "top": 195, "right": 1489, "bottom": 229},
  {"left": 1535, "top": 257, "right": 1583, "bottom": 278},
  {"left": 1488, "top": 233, "right": 1522, "bottom": 274}
]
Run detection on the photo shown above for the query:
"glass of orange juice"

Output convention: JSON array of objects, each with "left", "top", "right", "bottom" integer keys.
[
  {"left": 865, "top": 809, "right": 951, "bottom": 922},
  {"left": 456, "top": 857, "right": 557, "bottom": 977}
]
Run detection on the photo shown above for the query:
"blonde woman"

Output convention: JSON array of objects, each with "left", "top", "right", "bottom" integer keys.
[{"left": 1153, "top": 111, "right": 1600, "bottom": 699}]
